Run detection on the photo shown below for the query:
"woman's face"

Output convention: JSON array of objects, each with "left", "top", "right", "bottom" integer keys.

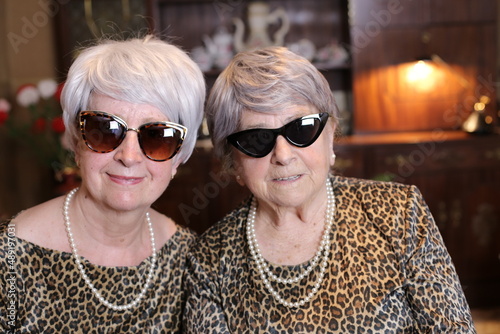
[
  {"left": 75, "top": 94, "right": 180, "bottom": 212},
  {"left": 232, "top": 105, "right": 336, "bottom": 209}
]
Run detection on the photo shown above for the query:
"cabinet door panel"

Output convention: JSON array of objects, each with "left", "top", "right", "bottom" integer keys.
[
  {"left": 450, "top": 169, "right": 500, "bottom": 307},
  {"left": 428, "top": 0, "right": 497, "bottom": 23},
  {"left": 350, "top": 0, "right": 425, "bottom": 27}
]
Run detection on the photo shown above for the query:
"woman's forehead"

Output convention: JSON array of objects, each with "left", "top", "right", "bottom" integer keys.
[{"left": 239, "top": 105, "right": 318, "bottom": 129}]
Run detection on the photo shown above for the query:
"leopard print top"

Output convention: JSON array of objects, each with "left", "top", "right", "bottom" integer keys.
[
  {"left": 0, "top": 219, "right": 196, "bottom": 333},
  {"left": 183, "top": 176, "right": 476, "bottom": 333}
]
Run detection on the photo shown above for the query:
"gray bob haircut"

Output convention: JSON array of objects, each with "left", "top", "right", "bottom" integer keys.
[
  {"left": 205, "top": 46, "right": 339, "bottom": 173},
  {"left": 61, "top": 34, "right": 205, "bottom": 164}
]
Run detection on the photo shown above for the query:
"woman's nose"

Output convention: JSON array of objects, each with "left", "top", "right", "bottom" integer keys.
[
  {"left": 270, "top": 135, "right": 295, "bottom": 165},
  {"left": 114, "top": 130, "right": 144, "bottom": 165}
]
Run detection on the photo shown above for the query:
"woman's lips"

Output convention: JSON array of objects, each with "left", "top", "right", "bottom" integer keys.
[
  {"left": 273, "top": 174, "right": 301, "bottom": 182},
  {"left": 108, "top": 173, "right": 143, "bottom": 185}
]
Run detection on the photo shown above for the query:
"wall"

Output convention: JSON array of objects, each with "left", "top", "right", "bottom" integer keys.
[{"left": 0, "top": 0, "right": 58, "bottom": 218}]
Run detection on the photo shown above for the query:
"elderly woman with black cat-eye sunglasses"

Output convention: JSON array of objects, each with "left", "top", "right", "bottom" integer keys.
[
  {"left": 0, "top": 35, "right": 205, "bottom": 333},
  {"left": 182, "top": 46, "right": 475, "bottom": 333}
]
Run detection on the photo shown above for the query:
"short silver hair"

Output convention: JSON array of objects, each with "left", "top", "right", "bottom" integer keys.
[
  {"left": 206, "top": 46, "right": 339, "bottom": 172},
  {"left": 61, "top": 35, "right": 205, "bottom": 164}
]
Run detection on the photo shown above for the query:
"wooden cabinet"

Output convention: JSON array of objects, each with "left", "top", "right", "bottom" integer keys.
[
  {"left": 151, "top": 0, "right": 350, "bottom": 63},
  {"left": 334, "top": 131, "right": 500, "bottom": 308},
  {"left": 350, "top": 0, "right": 497, "bottom": 133},
  {"left": 151, "top": 0, "right": 353, "bottom": 130},
  {"left": 341, "top": 0, "right": 499, "bottom": 306},
  {"left": 54, "top": 0, "right": 497, "bottom": 136}
]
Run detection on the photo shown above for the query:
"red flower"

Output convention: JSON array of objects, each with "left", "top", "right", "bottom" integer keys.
[
  {"left": 0, "top": 111, "right": 8, "bottom": 125},
  {"left": 32, "top": 118, "right": 46, "bottom": 133},
  {"left": 0, "top": 98, "right": 11, "bottom": 113},
  {"left": 0, "top": 99, "right": 9, "bottom": 126},
  {"left": 51, "top": 116, "right": 65, "bottom": 133}
]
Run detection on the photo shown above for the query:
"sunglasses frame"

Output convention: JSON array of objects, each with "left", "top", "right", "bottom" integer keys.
[
  {"left": 79, "top": 111, "right": 188, "bottom": 162},
  {"left": 227, "top": 112, "right": 329, "bottom": 158}
]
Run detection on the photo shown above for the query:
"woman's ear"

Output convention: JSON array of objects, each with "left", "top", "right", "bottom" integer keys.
[
  {"left": 74, "top": 145, "right": 82, "bottom": 168},
  {"left": 327, "top": 120, "right": 337, "bottom": 167},
  {"left": 235, "top": 175, "right": 245, "bottom": 186},
  {"left": 170, "top": 158, "right": 182, "bottom": 180},
  {"left": 232, "top": 163, "right": 246, "bottom": 186},
  {"left": 330, "top": 151, "right": 336, "bottom": 167}
]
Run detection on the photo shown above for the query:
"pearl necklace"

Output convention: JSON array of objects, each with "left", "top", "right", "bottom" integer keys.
[
  {"left": 63, "top": 188, "right": 157, "bottom": 311},
  {"left": 247, "top": 179, "right": 335, "bottom": 308}
]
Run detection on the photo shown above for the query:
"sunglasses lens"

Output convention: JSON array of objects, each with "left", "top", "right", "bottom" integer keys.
[
  {"left": 139, "top": 124, "right": 184, "bottom": 161},
  {"left": 81, "top": 113, "right": 125, "bottom": 152},
  {"left": 285, "top": 115, "right": 323, "bottom": 147},
  {"left": 228, "top": 113, "right": 328, "bottom": 158},
  {"left": 230, "top": 129, "right": 275, "bottom": 158}
]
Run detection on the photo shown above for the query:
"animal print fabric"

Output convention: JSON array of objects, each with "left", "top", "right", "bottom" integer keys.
[
  {"left": 0, "top": 220, "right": 196, "bottom": 333},
  {"left": 183, "top": 176, "right": 476, "bottom": 333}
]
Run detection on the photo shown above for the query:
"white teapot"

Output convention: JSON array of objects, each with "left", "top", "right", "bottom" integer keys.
[
  {"left": 203, "top": 26, "right": 234, "bottom": 69},
  {"left": 233, "top": 2, "right": 290, "bottom": 53}
]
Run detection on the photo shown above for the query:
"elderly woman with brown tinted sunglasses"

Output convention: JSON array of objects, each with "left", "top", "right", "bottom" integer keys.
[
  {"left": 0, "top": 35, "right": 205, "bottom": 332},
  {"left": 183, "top": 47, "right": 475, "bottom": 333}
]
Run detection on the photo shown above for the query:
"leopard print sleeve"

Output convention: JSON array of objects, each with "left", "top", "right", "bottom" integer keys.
[
  {"left": 183, "top": 250, "right": 232, "bottom": 334},
  {"left": 0, "top": 219, "right": 16, "bottom": 332},
  {"left": 399, "top": 185, "right": 476, "bottom": 333},
  {"left": 182, "top": 202, "right": 250, "bottom": 334}
]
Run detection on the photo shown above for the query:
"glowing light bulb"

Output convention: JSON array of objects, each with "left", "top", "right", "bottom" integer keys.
[
  {"left": 407, "top": 60, "right": 433, "bottom": 82},
  {"left": 474, "top": 102, "right": 485, "bottom": 111}
]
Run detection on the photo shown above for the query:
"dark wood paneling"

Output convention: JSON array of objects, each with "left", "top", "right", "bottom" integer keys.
[
  {"left": 429, "top": 0, "right": 497, "bottom": 23},
  {"left": 350, "top": 0, "right": 426, "bottom": 27}
]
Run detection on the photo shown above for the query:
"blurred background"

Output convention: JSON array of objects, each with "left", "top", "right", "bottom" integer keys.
[{"left": 0, "top": 1, "right": 499, "bottom": 330}]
